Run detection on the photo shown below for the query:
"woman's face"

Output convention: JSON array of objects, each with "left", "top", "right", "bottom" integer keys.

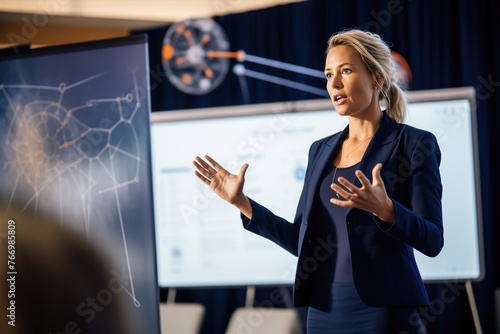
[{"left": 324, "top": 45, "right": 379, "bottom": 118}]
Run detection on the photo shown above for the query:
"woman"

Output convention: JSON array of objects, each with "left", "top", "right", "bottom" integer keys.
[{"left": 193, "top": 29, "right": 443, "bottom": 333}]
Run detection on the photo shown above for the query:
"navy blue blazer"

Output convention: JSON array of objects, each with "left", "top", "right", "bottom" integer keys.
[{"left": 242, "top": 111, "right": 443, "bottom": 307}]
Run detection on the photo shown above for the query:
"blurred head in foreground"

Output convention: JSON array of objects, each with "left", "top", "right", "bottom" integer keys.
[{"left": 0, "top": 200, "right": 132, "bottom": 334}]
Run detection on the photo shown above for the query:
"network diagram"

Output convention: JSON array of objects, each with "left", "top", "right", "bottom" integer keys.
[{"left": 0, "top": 68, "right": 145, "bottom": 308}]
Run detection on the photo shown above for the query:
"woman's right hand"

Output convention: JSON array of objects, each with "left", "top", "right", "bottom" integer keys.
[{"left": 193, "top": 155, "right": 251, "bottom": 214}]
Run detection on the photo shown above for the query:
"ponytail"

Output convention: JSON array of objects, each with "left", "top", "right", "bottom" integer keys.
[{"left": 383, "top": 83, "right": 406, "bottom": 123}]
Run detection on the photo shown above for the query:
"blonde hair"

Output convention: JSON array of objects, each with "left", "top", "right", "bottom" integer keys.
[{"left": 326, "top": 29, "right": 406, "bottom": 123}]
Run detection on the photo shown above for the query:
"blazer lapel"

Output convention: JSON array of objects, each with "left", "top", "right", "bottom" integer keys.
[
  {"left": 355, "top": 112, "right": 400, "bottom": 188},
  {"left": 303, "top": 126, "right": 349, "bottom": 221}
]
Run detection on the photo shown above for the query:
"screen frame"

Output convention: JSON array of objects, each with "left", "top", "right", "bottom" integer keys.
[{"left": 0, "top": 34, "right": 147, "bottom": 61}]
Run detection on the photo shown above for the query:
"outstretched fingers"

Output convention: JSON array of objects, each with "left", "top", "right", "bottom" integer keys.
[
  {"left": 195, "top": 156, "right": 217, "bottom": 173},
  {"left": 194, "top": 170, "right": 211, "bottom": 185},
  {"left": 204, "top": 155, "right": 224, "bottom": 171},
  {"left": 193, "top": 156, "right": 218, "bottom": 182}
]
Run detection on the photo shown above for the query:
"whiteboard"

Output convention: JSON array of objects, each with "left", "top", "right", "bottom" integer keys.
[{"left": 150, "top": 87, "right": 483, "bottom": 287}]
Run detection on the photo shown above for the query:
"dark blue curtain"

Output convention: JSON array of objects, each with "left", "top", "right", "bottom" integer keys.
[{"left": 134, "top": 0, "right": 500, "bottom": 332}]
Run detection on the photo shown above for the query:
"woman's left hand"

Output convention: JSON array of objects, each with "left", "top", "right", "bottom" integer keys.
[{"left": 330, "top": 163, "right": 395, "bottom": 224}]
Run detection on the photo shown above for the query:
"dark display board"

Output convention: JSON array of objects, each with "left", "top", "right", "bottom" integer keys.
[{"left": 0, "top": 35, "right": 159, "bottom": 333}]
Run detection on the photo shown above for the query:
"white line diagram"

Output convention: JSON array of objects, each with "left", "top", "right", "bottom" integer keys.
[
  {"left": 161, "top": 18, "right": 328, "bottom": 100},
  {"left": 0, "top": 71, "right": 144, "bottom": 308},
  {"left": 161, "top": 18, "right": 412, "bottom": 99}
]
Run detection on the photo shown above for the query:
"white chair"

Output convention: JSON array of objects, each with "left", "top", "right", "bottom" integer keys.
[
  {"left": 159, "top": 303, "right": 205, "bottom": 334},
  {"left": 225, "top": 307, "right": 302, "bottom": 334}
]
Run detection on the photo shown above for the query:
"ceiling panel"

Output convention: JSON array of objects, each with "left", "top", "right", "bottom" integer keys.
[{"left": 0, "top": 0, "right": 306, "bottom": 26}]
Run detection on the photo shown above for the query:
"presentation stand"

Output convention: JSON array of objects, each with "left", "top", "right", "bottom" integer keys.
[
  {"left": 245, "top": 286, "right": 256, "bottom": 308},
  {"left": 465, "top": 280, "right": 482, "bottom": 334},
  {"left": 167, "top": 287, "right": 177, "bottom": 304}
]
